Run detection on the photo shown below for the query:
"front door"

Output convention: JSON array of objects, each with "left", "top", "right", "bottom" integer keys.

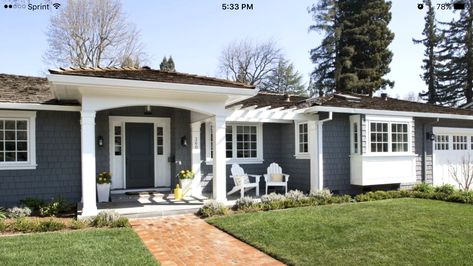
[{"left": 125, "top": 123, "right": 155, "bottom": 188}]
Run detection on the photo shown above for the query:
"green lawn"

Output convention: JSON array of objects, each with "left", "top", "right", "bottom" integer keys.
[
  {"left": 0, "top": 228, "right": 158, "bottom": 266},
  {"left": 208, "top": 198, "right": 473, "bottom": 266}
]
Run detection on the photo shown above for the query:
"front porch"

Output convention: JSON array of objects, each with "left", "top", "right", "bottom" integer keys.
[{"left": 96, "top": 191, "right": 256, "bottom": 218}]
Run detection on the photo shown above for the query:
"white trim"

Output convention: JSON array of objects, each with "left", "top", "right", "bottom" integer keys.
[
  {"left": 316, "top": 112, "right": 333, "bottom": 191},
  {"left": 305, "top": 105, "right": 473, "bottom": 120},
  {"left": 108, "top": 116, "right": 171, "bottom": 189},
  {"left": 0, "top": 111, "right": 37, "bottom": 170},
  {"left": 205, "top": 122, "right": 264, "bottom": 165},
  {"left": 349, "top": 115, "right": 361, "bottom": 155},
  {"left": 0, "top": 103, "right": 80, "bottom": 112},
  {"left": 294, "top": 121, "right": 310, "bottom": 159}
]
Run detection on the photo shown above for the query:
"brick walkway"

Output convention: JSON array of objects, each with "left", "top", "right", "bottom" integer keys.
[{"left": 130, "top": 214, "right": 284, "bottom": 266}]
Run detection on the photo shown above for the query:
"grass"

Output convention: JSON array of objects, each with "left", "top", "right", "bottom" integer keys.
[
  {"left": 208, "top": 198, "right": 473, "bottom": 266},
  {"left": 0, "top": 228, "right": 158, "bottom": 266}
]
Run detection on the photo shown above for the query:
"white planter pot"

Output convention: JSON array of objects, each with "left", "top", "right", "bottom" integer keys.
[
  {"left": 97, "top": 183, "right": 111, "bottom": 202},
  {"left": 180, "top": 179, "right": 193, "bottom": 197}
]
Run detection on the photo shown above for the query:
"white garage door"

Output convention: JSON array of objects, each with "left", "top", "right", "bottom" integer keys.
[{"left": 433, "top": 127, "right": 473, "bottom": 188}]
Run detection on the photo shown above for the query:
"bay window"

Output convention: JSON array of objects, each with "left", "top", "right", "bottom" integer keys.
[{"left": 368, "top": 120, "right": 412, "bottom": 153}]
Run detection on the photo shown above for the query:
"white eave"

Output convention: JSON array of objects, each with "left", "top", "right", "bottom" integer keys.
[
  {"left": 304, "top": 105, "right": 473, "bottom": 120},
  {"left": 47, "top": 74, "right": 256, "bottom": 106},
  {"left": 0, "top": 102, "right": 81, "bottom": 112}
]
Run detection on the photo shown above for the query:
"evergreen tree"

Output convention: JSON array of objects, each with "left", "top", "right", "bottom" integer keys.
[
  {"left": 260, "top": 59, "right": 306, "bottom": 95},
  {"left": 436, "top": 1, "right": 473, "bottom": 105},
  {"left": 309, "top": 0, "right": 394, "bottom": 97},
  {"left": 308, "top": 0, "right": 340, "bottom": 96},
  {"left": 338, "top": 0, "right": 395, "bottom": 96},
  {"left": 413, "top": 0, "right": 442, "bottom": 104},
  {"left": 159, "top": 56, "right": 176, "bottom": 72}
]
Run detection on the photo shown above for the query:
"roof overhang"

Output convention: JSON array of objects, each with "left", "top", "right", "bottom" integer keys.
[
  {"left": 304, "top": 105, "right": 473, "bottom": 120},
  {"left": 47, "top": 74, "right": 256, "bottom": 107},
  {"left": 0, "top": 102, "right": 80, "bottom": 112}
]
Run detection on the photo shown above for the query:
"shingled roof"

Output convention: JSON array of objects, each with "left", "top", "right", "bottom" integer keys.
[
  {"left": 0, "top": 74, "right": 78, "bottom": 105},
  {"left": 231, "top": 92, "right": 473, "bottom": 116},
  {"left": 49, "top": 67, "right": 255, "bottom": 89}
]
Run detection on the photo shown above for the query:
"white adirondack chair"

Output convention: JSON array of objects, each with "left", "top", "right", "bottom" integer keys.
[
  {"left": 264, "top": 163, "right": 290, "bottom": 194},
  {"left": 228, "top": 164, "right": 260, "bottom": 198}
]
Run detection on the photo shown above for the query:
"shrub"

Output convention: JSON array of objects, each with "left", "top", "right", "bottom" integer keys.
[
  {"left": 7, "top": 206, "right": 32, "bottom": 218},
  {"left": 445, "top": 191, "right": 473, "bottom": 204},
  {"left": 412, "top": 182, "right": 434, "bottom": 193},
  {"left": 328, "top": 195, "right": 352, "bottom": 204},
  {"left": 38, "top": 219, "right": 66, "bottom": 232},
  {"left": 0, "top": 208, "right": 6, "bottom": 220},
  {"left": 110, "top": 217, "right": 130, "bottom": 228},
  {"left": 198, "top": 200, "right": 229, "bottom": 218},
  {"left": 20, "top": 198, "right": 45, "bottom": 213},
  {"left": 285, "top": 190, "right": 308, "bottom": 201},
  {"left": 260, "top": 193, "right": 286, "bottom": 203},
  {"left": 70, "top": 219, "right": 90, "bottom": 230},
  {"left": 234, "top": 196, "right": 258, "bottom": 211},
  {"left": 39, "top": 198, "right": 74, "bottom": 217},
  {"left": 91, "top": 211, "right": 123, "bottom": 227},
  {"left": 310, "top": 189, "right": 333, "bottom": 200},
  {"left": 10, "top": 218, "right": 39, "bottom": 233},
  {"left": 434, "top": 184, "right": 456, "bottom": 195},
  {"left": 0, "top": 219, "right": 5, "bottom": 231}
]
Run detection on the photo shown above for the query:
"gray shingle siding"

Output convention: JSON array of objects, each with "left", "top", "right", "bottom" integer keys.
[
  {"left": 0, "top": 111, "right": 81, "bottom": 207},
  {"left": 322, "top": 113, "right": 362, "bottom": 195},
  {"left": 200, "top": 123, "right": 311, "bottom": 194},
  {"left": 95, "top": 106, "right": 191, "bottom": 189}
]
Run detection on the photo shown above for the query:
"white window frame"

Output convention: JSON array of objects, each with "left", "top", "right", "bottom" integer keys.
[
  {"left": 0, "top": 111, "right": 37, "bottom": 170},
  {"left": 206, "top": 122, "right": 263, "bottom": 164},
  {"left": 349, "top": 115, "right": 361, "bottom": 155},
  {"left": 295, "top": 121, "right": 310, "bottom": 159},
  {"left": 365, "top": 115, "right": 413, "bottom": 155}
]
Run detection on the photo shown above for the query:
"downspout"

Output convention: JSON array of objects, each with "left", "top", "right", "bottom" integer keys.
[
  {"left": 422, "top": 118, "right": 439, "bottom": 183},
  {"left": 317, "top": 112, "right": 333, "bottom": 191}
]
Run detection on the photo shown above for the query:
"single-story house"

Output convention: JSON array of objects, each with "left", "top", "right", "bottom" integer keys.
[{"left": 1, "top": 67, "right": 473, "bottom": 216}]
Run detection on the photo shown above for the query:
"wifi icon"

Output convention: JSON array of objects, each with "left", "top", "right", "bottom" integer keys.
[{"left": 52, "top": 3, "right": 61, "bottom": 9}]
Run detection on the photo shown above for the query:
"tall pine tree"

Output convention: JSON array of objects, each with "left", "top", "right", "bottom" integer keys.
[
  {"left": 413, "top": 0, "right": 442, "bottom": 104},
  {"left": 338, "top": 0, "right": 395, "bottom": 96},
  {"left": 160, "top": 56, "right": 176, "bottom": 72},
  {"left": 436, "top": 0, "right": 473, "bottom": 105},
  {"left": 260, "top": 59, "right": 306, "bottom": 95},
  {"left": 309, "top": 0, "right": 394, "bottom": 97},
  {"left": 308, "top": 0, "right": 340, "bottom": 96}
]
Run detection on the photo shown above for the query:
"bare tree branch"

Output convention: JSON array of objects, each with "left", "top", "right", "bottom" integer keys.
[{"left": 43, "top": 0, "right": 147, "bottom": 68}]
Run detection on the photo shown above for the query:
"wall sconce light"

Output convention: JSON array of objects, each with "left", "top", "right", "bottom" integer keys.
[
  {"left": 98, "top": 136, "right": 104, "bottom": 147},
  {"left": 181, "top": 136, "right": 188, "bottom": 147},
  {"left": 144, "top": 105, "right": 152, "bottom": 115},
  {"left": 426, "top": 132, "right": 435, "bottom": 141}
]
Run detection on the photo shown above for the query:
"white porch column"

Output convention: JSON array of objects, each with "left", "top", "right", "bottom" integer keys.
[
  {"left": 212, "top": 115, "right": 227, "bottom": 202},
  {"left": 308, "top": 120, "right": 318, "bottom": 193},
  {"left": 80, "top": 111, "right": 98, "bottom": 216},
  {"left": 191, "top": 122, "right": 202, "bottom": 197}
]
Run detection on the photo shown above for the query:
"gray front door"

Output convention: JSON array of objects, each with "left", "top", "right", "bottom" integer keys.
[{"left": 125, "top": 123, "right": 154, "bottom": 188}]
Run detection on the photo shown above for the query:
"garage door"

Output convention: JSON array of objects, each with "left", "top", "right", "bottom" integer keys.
[{"left": 433, "top": 127, "right": 473, "bottom": 188}]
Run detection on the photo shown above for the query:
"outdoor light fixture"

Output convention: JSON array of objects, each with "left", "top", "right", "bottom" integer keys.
[
  {"left": 144, "top": 105, "right": 152, "bottom": 115},
  {"left": 426, "top": 132, "right": 435, "bottom": 141},
  {"left": 98, "top": 136, "right": 104, "bottom": 147},
  {"left": 181, "top": 136, "right": 188, "bottom": 147}
]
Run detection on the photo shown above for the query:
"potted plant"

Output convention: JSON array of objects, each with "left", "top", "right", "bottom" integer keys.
[
  {"left": 97, "top": 171, "right": 112, "bottom": 202},
  {"left": 178, "top": 170, "right": 194, "bottom": 197}
]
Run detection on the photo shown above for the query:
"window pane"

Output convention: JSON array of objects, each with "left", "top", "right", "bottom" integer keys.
[
  {"left": 17, "top": 131, "right": 27, "bottom": 140},
  {"left": 5, "top": 121, "right": 15, "bottom": 130},
  {"left": 17, "top": 142, "right": 27, "bottom": 151},
  {"left": 0, "top": 121, "right": 3, "bottom": 129},
  {"left": 115, "top": 146, "right": 121, "bottom": 156},
  {"left": 114, "top": 137, "right": 121, "bottom": 145},
  {"left": 5, "top": 142, "right": 15, "bottom": 151},
  {"left": 114, "top": 126, "right": 122, "bottom": 135},
  {"left": 157, "top": 147, "right": 163, "bottom": 155},
  {"left": 5, "top": 131, "right": 15, "bottom": 140},
  {"left": 17, "top": 152, "right": 27, "bottom": 161},
  {"left": 5, "top": 152, "right": 15, "bottom": 161},
  {"left": 0, "top": 152, "right": 3, "bottom": 161},
  {"left": 156, "top": 127, "right": 163, "bottom": 136},
  {"left": 16, "top": 121, "right": 27, "bottom": 130}
]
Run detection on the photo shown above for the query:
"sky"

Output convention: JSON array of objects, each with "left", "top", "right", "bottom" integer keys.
[{"left": 0, "top": 0, "right": 459, "bottom": 98}]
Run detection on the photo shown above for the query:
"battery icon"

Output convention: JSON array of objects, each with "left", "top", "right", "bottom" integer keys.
[{"left": 453, "top": 1, "right": 465, "bottom": 9}]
